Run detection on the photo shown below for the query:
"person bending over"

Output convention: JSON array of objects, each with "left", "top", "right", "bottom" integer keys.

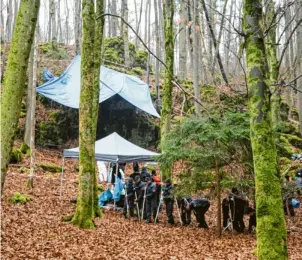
[
  {"left": 178, "top": 196, "right": 192, "bottom": 225},
  {"left": 186, "top": 198, "right": 210, "bottom": 228}
]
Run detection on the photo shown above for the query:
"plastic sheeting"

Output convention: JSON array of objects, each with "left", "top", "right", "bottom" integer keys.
[
  {"left": 63, "top": 132, "right": 160, "bottom": 162},
  {"left": 36, "top": 55, "right": 160, "bottom": 118}
]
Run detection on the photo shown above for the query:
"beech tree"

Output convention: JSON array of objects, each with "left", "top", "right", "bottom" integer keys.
[
  {"left": 71, "top": 0, "right": 104, "bottom": 228},
  {"left": 0, "top": 0, "right": 40, "bottom": 194},
  {"left": 243, "top": 0, "right": 288, "bottom": 258}
]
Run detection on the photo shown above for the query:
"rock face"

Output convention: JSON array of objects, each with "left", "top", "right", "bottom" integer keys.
[{"left": 35, "top": 95, "right": 159, "bottom": 149}]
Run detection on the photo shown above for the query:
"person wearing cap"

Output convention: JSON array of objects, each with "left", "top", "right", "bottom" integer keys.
[
  {"left": 133, "top": 175, "right": 145, "bottom": 218},
  {"left": 140, "top": 167, "right": 151, "bottom": 182},
  {"left": 186, "top": 198, "right": 210, "bottom": 228},
  {"left": 123, "top": 178, "right": 135, "bottom": 217},
  {"left": 145, "top": 177, "right": 157, "bottom": 223},
  {"left": 163, "top": 178, "right": 175, "bottom": 224}
]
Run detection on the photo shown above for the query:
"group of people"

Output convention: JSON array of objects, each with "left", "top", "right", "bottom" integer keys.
[{"left": 122, "top": 163, "right": 211, "bottom": 228}]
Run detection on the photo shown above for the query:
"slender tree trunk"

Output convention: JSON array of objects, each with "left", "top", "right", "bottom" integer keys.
[
  {"left": 57, "top": 0, "right": 62, "bottom": 43},
  {"left": 161, "top": 0, "right": 174, "bottom": 180},
  {"left": 111, "top": 0, "right": 117, "bottom": 36},
  {"left": 71, "top": 0, "right": 104, "bottom": 228},
  {"left": 0, "top": 0, "right": 40, "bottom": 194},
  {"left": 215, "top": 158, "right": 221, "bottom": 237},
  {"left": 266, "top": 0, "right": 280, "bottom": 127},
  {"left": 201, "top": 0, "right": 228, "bottom": 85},
  {"left": 296, "top": 0, "right": 302, "bottom": 134},
  {"left": 50, "top": 0, "right": 57, "bottom": 50},
  {"left": 224, "top": 0, "right": 234, "bottom": 74},
  {"left": 284, "top": 3, "right": 291, "bottom": 115},
  {"left": 243, "top": 0, "right": 288, "bottom": 258},
  {"left": 65, "top": 0, "right": 69, "bottom": 44},
  {"left": 122, "top": 0, "right": 130, "bottom": 67},
  {"left": 135, "top": 0, "right": 143, "bottom": 49},
  {"left": 192, "top": 0, "right": 200, "bottom": 115},
  {"left": 28, "top": 24, "right": 38, "bottom": 189},
  {"left": 144, "top": 0, "right": 148, "bottom": 45},
  {"left": 74, "top": 0, "right": 81, "bottom": 54},
  {"left": 6, "top": 0, "right": 13, "bottom": 41},
  {"left": 146, "top": 0, "right": 151, "bottom": 85},
  {"left": 13, "top": 0, "right": 19, "bottom": 34},
  {"left": 178, "top": 0, "right": 187, "bottom": 80},
  {"left": 154, "top": 0, "right": 160, "bottom": 108},
  {"left": 187, "top": 0, "right": 193, "bottom": 71},
  {"left": 0, "top": 0, "right": 4, "bottom": 42}
]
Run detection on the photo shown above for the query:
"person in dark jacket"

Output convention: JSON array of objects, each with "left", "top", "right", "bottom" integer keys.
[
  {"left": 247, "top": 206, "right": 256, "bottom": 233},
  {"left": 186, "top": 198, "right": 210, "bottom": 228},
  {"left": 222, "top": 196, "right": 230, "bottom": 228},
  {"left": 178, "top": 196, "right": 192, "bottom": 225},
  {"left": 133, "top": 175, "right": 145, "bottom": 218},
  {"left": 145, "top": 177, "right": 157, "bottom": 223},
  {"left": 130, "top": 163, "right": 140, "bottom": 179},
  {"left": 163, "top": 178, "right": 174, "bottom": 224},
  {"left": 229, "top": 187, "right": 246, "bottom": 232},
  {"left": 123, "top": 178, "right": 135, "bottom": 217},
  {"left": 140, "top": 167, "right": 151, "bottom": 182},
  {"left": 152, "top": 170, "right": 161, "bottom": 208}
]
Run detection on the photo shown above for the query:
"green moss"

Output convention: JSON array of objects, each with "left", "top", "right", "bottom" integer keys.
[
  {"left": 20, "top": 143, "right": 30, "bottom": 154},
  {"left": 291, "top": 108, "right": 299, "bottom": 121},
  {"left": 281, "top": 133, "right": 302, "bottom": 149},
  {"left": 10, "top": 148, "right": 22, "bottom": 163},
  {"left": 8, "top": 192, "right": 30, "bottom": 204},
  {"left": 38, "top": 163, "right": 62, "bottom": 173},
  {"left": 131, "top": 67, "right": 144, "bottom": 76}
]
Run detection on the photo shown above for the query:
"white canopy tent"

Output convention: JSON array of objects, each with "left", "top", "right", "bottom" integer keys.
[{"left": 59, "top": 132, "right": 160, "bottom": 199}]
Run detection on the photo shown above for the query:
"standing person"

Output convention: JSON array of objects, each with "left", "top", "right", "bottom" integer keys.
[
  {"left": 133, "top": 175, "right": 145, "bottom": 219},
  {"left": 178, "top": 196, "right": 192, "bottom": 225},
  {"left": 229, "top": 187, "right": 246, "bottom": 232},
  {"left": 141, "top": 167, "right": 151, "bottom": 182},
  {"left": 152, "top": 170, "right": 161, "bottom": 208},
  {"left": 163, "top": 178, "right": 175, "bottom": 224},
  {"left": 123, "top": 178, "right": 135, "bottom": 217},
  {"left": 186, "top": 198, "right": 210, "bottom": 228},
  {"left": 145, "top": 177, "right": 157, "bottom": 223},
  {"left": 222, "top": 196, "right": 230, "bottom": 229},
  {"left": 130, "top": 162, "right": 140, "bottom": 179}
]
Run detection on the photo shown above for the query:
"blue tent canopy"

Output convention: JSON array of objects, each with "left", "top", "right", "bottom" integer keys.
[{"left": 36, "top": 55, "right": 160, "bottom": 118}]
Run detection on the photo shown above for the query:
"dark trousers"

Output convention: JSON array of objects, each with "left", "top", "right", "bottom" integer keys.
[
  {"left": 164, "top": 199, "right": 174, "bottom": 224},
  {"left": 248, "top": 214, "right": 256, "bottom": 232},
  {"left": 178, "top": 200, "right": 191, "bottom": 225},
  {"left": 233, "top": 210, "right": 245, "bottom": 232},
  {"left": 193, "top": 204, "right": 209, "bottom": 228},
  {"left": 146, "top": 198, "right": 157, "bottom": 221},
  {"left": 123, "top": 197, "right": 134, "bottom": 217},
  {"left": 222, "top": 199, "right": 229, "bottom": 228}
]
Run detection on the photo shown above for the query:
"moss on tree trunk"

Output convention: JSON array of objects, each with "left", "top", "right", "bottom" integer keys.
[
  {"left": 243, "top": 0, "right": 288, "bottom": 259},
  {"left": 160, "top": 0, "right": 174, "bottom": 180},
  {"left": 0, "top": 0, "right": 40, "bottom": 193},
  {"left": 71, "top": 0, "right": 104, "bottom": 228}
]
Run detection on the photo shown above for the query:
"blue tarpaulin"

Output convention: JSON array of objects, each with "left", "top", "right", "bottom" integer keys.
[
  {"left": 113, "top": 176, "right": 124, "bottom": 202},
  {"left": 37, "top": 55, "right": 160, "bottom": 118},
  {"left": 98, "top": 189, "right": 113, "bottom": 207}
]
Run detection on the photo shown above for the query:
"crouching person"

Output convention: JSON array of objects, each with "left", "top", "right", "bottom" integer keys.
[
  {"left": 145, "top": 177, "right": 157, "bottom": 223},
  {"left": 187, "top": 198, "right": 210, "bottom": 228},
  {"left": 123, "top": 178, "right": 135, "bottom": 217}
]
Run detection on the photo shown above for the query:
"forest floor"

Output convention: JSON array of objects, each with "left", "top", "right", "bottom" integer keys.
[{"left": 1, "top": 148, "right": 302, "bottom": 260}]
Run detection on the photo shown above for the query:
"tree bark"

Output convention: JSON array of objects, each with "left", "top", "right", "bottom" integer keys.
[
  {"left": 50, "top": 0, "right": 57, "bottom": 49},
  {"left": 74, "top": 0, "right": 81, "bottom": 54},
  {"left": 111, "top": 0, "right": 117, "bottom": 36},
  {"left": 135, "top": 0, "right": 144, "bottom": 49},
  {"left": 1, "top": 0, "right": 40, "bottom": 194},
  {"left": 122, "top": 0, "right": 130, "bottom": 67},
  {"left": 265, "top": 0, "right": 281, "bottom": 127},
  {"left": 296, "top": 0, "right": 302, "bottom": 134},
  {"left": 161, "top": 0, "right": 174, "bottom": 180},
  {"left": 13, "top": 0, "right": 19, "bottom": 34},
  {"left": 192, "top": 0, "right": 200, "bottom": 115},
  {"left": 243, "top": 0, "right": 288, "bottom": 258},
  {"left": 65, "top": 0, "right": 69, "bottom": 44},
  {"left": 215, "top": 158, "right": 221, "bottom": 237},
  {"left": 178, "top": 0, "right": 187, "bottom": 80},
  {"left": 71, "top": 0, "right": 104, "bottom": 228},
  {"left": 154, "top": 0, "right": 160, "bottom": 108},
  {"left": 28, "top": 24, "right": 38, "bottom": 189},
  {"left": 6, "top": 0, "right": 13, "bottom": 41}
]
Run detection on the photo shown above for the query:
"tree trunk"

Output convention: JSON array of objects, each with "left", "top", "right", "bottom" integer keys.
[
  {"left": 243, "top": 0, "right": 288, "bottom": 258},
  {"left": 187, "top": 1, "right": 193, "bottom": 71},
  {"left": 266, "top": 0, "right": 280, "bottom": 127},
  {"left": 111, "top": 0, "right": 117, "bottom": 36},
  {"left": 65, "top": 0, "right": 69, "bottom": 44},
  {"left": 296, "top": 0, "right": 302, "bottom": 135},
  {"left": 122, "top": 0, "right": 130, "bottom": 67},
  {"left": 215, "top": 158, "right": 221, "bottom": 237},
  {"left": 161, "top": 0, "right": 174, "bottom": 180},
  {"left": 57, "top": 0, "right": 62, "bottom": 43},
  {"left": 178, "top": 0, "right": 187, "bottom": 80},
  {"left": 192, "top": 0, "right": 200, "bottom": 115},
  {"left": 49, "top": 0, "right": 57, "bottom": 50},
  {"left": 135, "top": 0, "right": 144, "bottom": 49},
  {"left": 154, "top": 0, "right": 160, "bottom": 109},
  {"left": 0, "top": 0, "right": 4, "bottom": 42},
  {"left": 201, "top": 0, "right": 228, "bottom": 85},
  {"left": 28, "top": 24, "right": 38, "bottom": 189},
  {"left": 0, "top": 0, "right": 40, "bottom": 194},
  {"left": 146, "top": 0, "right": 151, "bottom": 85},
  {"left": 74, "top": 0, "right": 81, "bottom": 54},
  {"left": 6, "top": 0, "right": 13, "bottom": 41},
  {"left": 71, "top": 0, "right": 104, "bottom": 228},
  {"left": 13, "top": 0, "right": 19, "bottom": 34},
  {"left": 144, "top": 0, "right": 148, "bottom": 45}
]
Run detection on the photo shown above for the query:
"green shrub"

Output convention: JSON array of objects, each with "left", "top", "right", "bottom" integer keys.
[
  {"left": 38, "top": 163, "right": 62, "bottom": 173},
  {"left": 8, "top": 192, "right": 30, "bottom": 204},
  {"left": 10, "top": 148, "right": 22, "bottom": 163}
]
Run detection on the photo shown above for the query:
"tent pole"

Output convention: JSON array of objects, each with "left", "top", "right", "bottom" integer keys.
[
  {"left": 59, "top": 157, "right": 65, "bottom": 200},
  {"left": 114, "top": 159, "right": 118, "bottom": 210}
]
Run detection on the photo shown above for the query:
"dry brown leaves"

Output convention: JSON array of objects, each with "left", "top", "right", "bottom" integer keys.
[{"left": 1, "top": 148, "right": 301, "bottom": 260}]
